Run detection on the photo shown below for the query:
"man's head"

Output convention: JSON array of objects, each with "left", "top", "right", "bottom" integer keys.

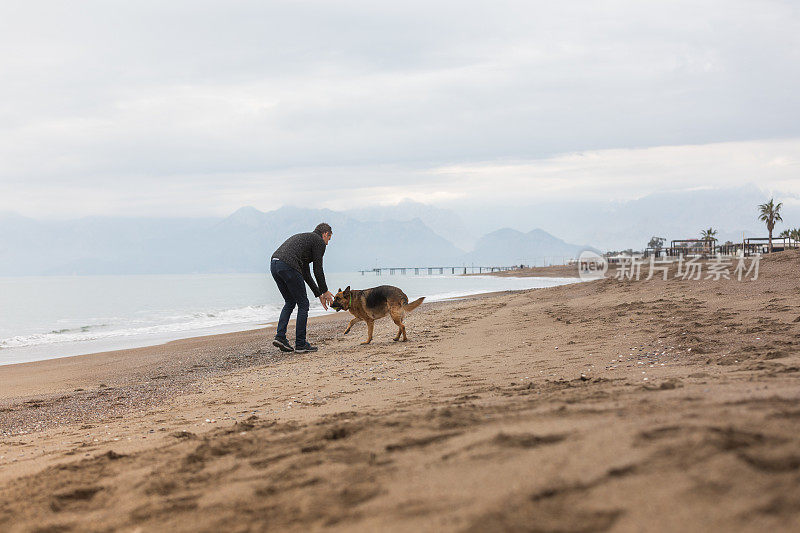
[{"left": 314, "top": 222, "right": 333, "bottom": 244}]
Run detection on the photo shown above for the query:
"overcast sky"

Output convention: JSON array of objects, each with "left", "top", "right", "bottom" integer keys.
[{"left": 1, "top": 0, "right": 799, "bottom": 218}]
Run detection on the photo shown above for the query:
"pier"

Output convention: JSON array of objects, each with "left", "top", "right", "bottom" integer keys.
[{"left": 358, "top": 265, "right": 521, "bottom": 275}]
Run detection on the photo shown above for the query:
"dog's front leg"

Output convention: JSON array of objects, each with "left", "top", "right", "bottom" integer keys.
[
  {"left": 361, "top": 320, "right": 374, "bottom": 344},
  {"left": 343, "top": 317, "right": 360, "bottom": 335}
]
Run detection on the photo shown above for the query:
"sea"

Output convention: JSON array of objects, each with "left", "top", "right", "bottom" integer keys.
[{"left": 0, "top": 272, "right": 581, "bottom": 366}]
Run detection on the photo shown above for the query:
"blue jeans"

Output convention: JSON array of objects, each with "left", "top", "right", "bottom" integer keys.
[{"left": 270, "top": 258, "right": 309, "bottom": 346}]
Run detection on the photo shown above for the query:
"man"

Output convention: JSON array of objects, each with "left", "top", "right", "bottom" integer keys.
[{"left": 270, "top": 223, "right": 334, "bottom": 353}]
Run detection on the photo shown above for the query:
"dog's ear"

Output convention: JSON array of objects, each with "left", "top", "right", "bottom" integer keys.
[
  {"left": 337, "top": 287, "right": 342, "bottom": 293},
  {"left": 343, "top": 286, "right": 351, "bottom": 294}
]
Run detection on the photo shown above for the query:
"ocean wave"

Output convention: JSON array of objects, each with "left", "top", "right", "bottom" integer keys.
[
  {"left": 49, "top": 323, "right": 109, "bottom": 335},
  {"left": 0, "top": 305, "right": 281, "bottom": 349}
]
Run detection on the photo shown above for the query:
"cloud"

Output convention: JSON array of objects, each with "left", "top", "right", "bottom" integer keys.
[
  {"left": 429, "top": 139, "right": 800, "bottom": 204},
  {"left": 4, "top": 138, "right": 798, "bottom": 218},
  {"left": 1, "top": 1, "right": 799, "bottom": 216}
]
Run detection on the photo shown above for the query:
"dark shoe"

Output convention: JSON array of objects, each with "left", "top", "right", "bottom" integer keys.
[
  {"left": 295, "top": 342, "right": 318, "bottom": 353},
  {"left": 272, "top": 337, "right": 294, "bottom": 352}
]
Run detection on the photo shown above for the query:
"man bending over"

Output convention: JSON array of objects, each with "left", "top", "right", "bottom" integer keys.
[
  {"left": 270, "top": 222, "right": 333, "bottom": 353},
  {"left": 270, "top": 223, "right": 334, "bottom": 353}
]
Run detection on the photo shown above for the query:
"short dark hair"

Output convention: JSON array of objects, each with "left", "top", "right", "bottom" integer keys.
[{"left": 314, "top": 222, "right": 332, "bottom": 236}]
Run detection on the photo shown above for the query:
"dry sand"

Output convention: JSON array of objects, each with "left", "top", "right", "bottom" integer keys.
[{"left": 2, "top": 251, "right": 800, "bottom": 532}]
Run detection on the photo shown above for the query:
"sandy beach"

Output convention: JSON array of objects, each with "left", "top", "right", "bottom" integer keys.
[{"left": 2, "top": 251, "right": 800, "bottom": 532}]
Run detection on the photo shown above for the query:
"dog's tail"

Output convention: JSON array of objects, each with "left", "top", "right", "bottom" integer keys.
[{"left": 403, "top": 297, "right": 424, "bottom": 312}]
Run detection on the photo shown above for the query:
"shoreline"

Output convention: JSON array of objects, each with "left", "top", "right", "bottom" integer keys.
[
  {"left": 0, "top": 307, "right": 346, "bottom": 399},
  {"left": 465, "top": 263, "right": 580, "bottom": 278},
  {"left": 0, "top": 279, "right": 580, "bottom": 369},
  {"left": 0, "top": 291, "right": 528, "bottom": 400}
]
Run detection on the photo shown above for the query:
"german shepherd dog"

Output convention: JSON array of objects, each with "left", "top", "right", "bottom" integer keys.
[{"left": 331, "top": 285, "right": 424, "bottom": 344}]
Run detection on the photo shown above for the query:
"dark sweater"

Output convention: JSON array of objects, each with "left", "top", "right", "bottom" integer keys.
[{"left": 272, "top": 231, "right": 328, "bottom": 297}]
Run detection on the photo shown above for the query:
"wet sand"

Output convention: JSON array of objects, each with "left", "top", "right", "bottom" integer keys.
[{"left": 2, "top": 251, "right": 800, "bottom": 532}]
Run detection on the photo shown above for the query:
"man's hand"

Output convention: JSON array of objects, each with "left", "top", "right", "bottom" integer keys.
[{"left": 319, "top": 291, "right": 334, "bottom": 310}]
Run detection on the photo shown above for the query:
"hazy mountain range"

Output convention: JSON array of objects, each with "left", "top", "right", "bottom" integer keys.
[
  {"left": 0, "top": 184, "right": 795, "bottom": 276},
  {"left": 0, "top": 205, "right": 592, "bottom": 275},
  {"left": 456, "top": 184, "right": 799, "bottom": 251}
]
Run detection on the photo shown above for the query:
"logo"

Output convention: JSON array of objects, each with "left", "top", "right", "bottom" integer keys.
[{"left": 577, "top": 250, "right": 607, "bottom": 280}]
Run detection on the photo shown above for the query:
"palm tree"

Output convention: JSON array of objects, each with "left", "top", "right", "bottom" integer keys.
[
  {"left": 758, "top": 198, "right": 783, "bottom": 253},
  {"left": 779, "top": 227, "right": 800, "bottom": 243},
  {"left": 700, "top": 227, "right": 717, "bottom": 253}
]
